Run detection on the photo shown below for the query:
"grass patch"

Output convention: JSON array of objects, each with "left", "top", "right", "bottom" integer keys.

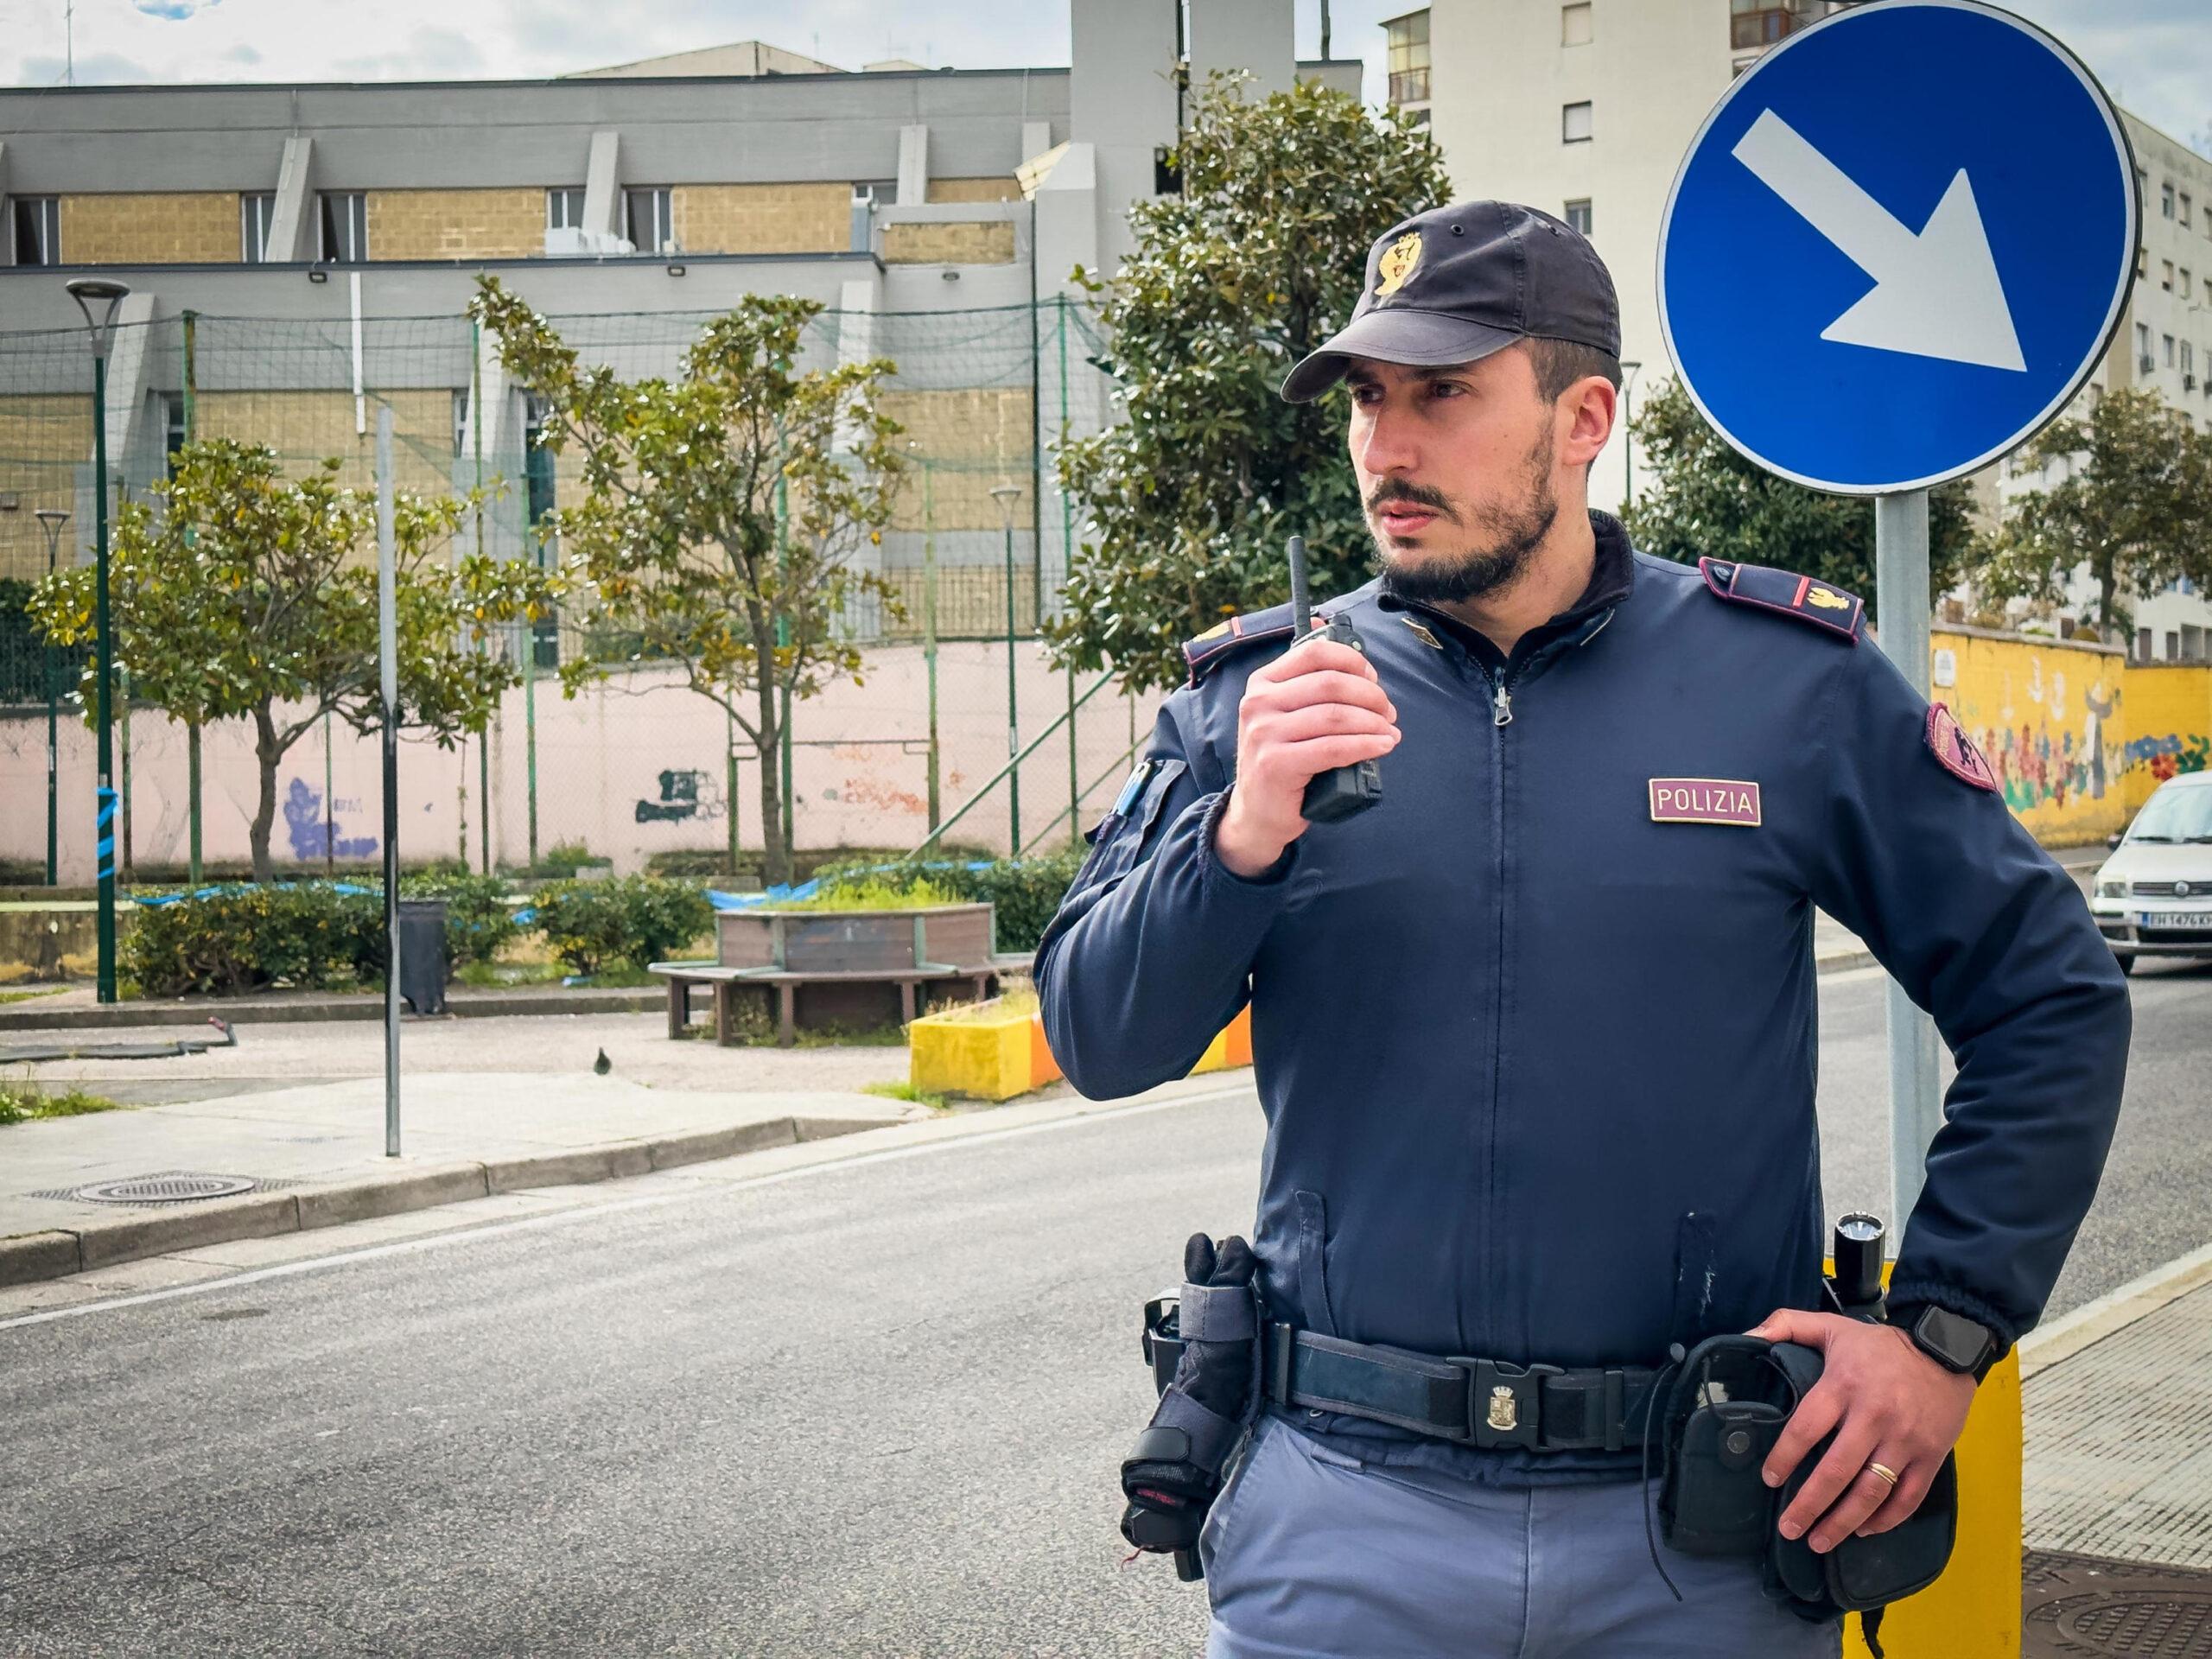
[
  {"left": 925, "top": 988, "right": 1039, "bottom": 1024},
  {"left": 0, "top": 984, "right": 66, "bottom": 1005},
  {"left": 861, "top": 1078, "right": 950, "bottom": 1109},
  {"left": 0, "top": 1078, "right": 126, "bottom": 1127}
]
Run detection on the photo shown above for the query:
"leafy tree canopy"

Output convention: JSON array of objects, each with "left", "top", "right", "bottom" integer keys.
[{"left": 1048, "top": 73, "right": 1451, "bottom": 692}]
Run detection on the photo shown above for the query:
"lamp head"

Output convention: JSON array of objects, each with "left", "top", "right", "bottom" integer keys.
[
  {"left": 64, "top": 278, "right": 131, "bottom": 359},
  {"left": 988, "top": 482, "right": 1021, "bottom": 526}
]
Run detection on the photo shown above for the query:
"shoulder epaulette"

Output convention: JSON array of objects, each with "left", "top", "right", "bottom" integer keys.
[
  {"left": 1181, "top": 601, "right": 1301, "bottom": 685},
  {"left": 1698, "top": 557, "right": 1863, "bottom": 643}
]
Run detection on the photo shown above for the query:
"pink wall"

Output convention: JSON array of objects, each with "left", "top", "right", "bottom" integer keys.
[{"left": 0, "top": 643, "right": 1167, "bottom": 881}]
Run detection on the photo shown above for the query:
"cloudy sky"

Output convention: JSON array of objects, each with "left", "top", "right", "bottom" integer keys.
[{"left": 0, "top": 0, "right": 2203, "bottom": 156}]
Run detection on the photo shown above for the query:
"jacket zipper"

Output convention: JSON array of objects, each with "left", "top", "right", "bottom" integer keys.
[{"left": 1484, "top": 658, "right": 1513, "bottom": 1355}]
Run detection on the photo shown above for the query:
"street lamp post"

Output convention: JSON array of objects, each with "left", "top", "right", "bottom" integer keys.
[
  {"left": 1618, "top": 360, "right": 1643, "bottom": 507},
  {"left": 67, "top": 277, "right": 129, "bottom": 1004},
  {"left": 991, "top": 483, "right": 1024, "bottom": 853},
  {"left": 35, "top": 508, "right": 70, "bottom": 888}
]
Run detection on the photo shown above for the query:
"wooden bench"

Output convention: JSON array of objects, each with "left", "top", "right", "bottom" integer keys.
[{"left": 650, "top": 960, "right": 995, "bottom": 1047}]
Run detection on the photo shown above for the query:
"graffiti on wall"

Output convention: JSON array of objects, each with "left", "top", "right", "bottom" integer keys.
[
  {"left": 283, "top": 778, "right": 378, "bottom": 860},
  {"left": 1965, "top": 655, "right": 2125, "bottom": 816},
  {"left": 636, "top": 768, "right": 727, "bottom": 825},
  {"left": 2125, "top": 732, "right": 2212, "bottom": 786}
]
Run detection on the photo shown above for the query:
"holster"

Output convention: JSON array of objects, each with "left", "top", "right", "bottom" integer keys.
[{"left": 1656, "top": 1333, "right": 1957, "bottom": 1630}]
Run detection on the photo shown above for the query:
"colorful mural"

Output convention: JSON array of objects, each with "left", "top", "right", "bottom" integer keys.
[
  {"left": 2117, "top": 664, "right": 2212, "bottom": 813},
  {"left": 1932, "top": 631, "right": 2129, "bottom": 844}
]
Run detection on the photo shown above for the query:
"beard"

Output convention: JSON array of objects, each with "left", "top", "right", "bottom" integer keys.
[{"left": 1373, "top": 424, "right": 1559, "bottom": 607}]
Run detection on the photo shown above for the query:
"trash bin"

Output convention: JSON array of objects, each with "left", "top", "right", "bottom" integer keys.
[{"left": 395, "top": 898, "right": 449, "bottom": 1016}]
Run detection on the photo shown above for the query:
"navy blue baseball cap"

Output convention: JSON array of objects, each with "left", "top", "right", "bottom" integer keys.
[{"left": 1281, "top": 200, "right": 1622, "bottom": 403}]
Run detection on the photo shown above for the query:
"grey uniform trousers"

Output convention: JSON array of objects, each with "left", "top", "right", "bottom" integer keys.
[{"left": 1198, "top": 1410, "right": 1845, "bottom": 1659}]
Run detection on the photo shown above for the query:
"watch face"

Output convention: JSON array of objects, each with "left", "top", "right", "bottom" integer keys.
[{"left": 1917, "top": 1306, "right": 1992, "bottom": 1371}]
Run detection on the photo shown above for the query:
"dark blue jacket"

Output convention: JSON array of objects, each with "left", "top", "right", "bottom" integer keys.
[{"left": 1036, "top": 512, "right": 2130, "bottom": 1485}]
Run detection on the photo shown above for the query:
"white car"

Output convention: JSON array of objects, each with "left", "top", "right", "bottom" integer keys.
[{"left": 2090, "top": 771, "right": 2212, "bottom": 975}]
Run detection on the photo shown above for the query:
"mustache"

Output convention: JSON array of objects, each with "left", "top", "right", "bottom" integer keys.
[{"left": 1366, "top": 482, "right": 1456, "bottom": 519}]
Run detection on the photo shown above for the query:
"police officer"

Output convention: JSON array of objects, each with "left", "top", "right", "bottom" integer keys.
[{"left": 1036, "top": 200, "right": 2130, "bottom": 1657}]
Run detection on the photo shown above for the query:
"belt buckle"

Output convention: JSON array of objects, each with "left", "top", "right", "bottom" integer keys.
[{"left": 1462, "top": 1359, "right": 1563, "bottom": 1450}]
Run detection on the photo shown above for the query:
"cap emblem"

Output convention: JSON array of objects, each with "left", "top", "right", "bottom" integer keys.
[{"left": 1375, "top": 232, "right": 1423, "bottom": 299}]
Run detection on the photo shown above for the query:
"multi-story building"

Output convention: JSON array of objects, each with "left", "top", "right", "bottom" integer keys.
[
  {"left": 0, "top": 3, "right": 1357, "bottom": 639},
  {"left": 1405, "top": 0, "right": 2212, "bottom": 665}
]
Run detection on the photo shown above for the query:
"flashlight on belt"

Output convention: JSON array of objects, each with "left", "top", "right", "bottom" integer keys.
[{"left": 1828, "top": 1213, "right": 1888, "bottom": 1321}]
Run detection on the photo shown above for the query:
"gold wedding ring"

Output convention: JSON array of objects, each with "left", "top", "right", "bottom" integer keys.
[{"left": 1866, "top": 1461, "right": 1902, "bottom": 1489}]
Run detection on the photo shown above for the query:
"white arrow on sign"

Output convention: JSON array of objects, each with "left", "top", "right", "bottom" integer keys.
[{"left": 1731, "top": 108, "right": 2026, "bottom": 372}]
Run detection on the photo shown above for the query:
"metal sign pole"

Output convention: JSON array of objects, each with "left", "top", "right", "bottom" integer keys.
[
  {"left": 1874, "top": 488, "right": 1943, "bottom": 1224},
  {"left": 377, "top": 405, "right": 401, "bottom": 1160}
]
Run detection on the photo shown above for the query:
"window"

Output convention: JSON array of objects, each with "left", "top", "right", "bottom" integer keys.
[
  {"left": 2167, "top": 632, "right": 2180, "bottom": 661},
  {"left": 2164, "top": 333, "right": 2176, "bottom": 367},
  {"left": 2139, "top": 321, "right": 2153, "bottom": 362},
  {"left": 1561, "top": 3, "right": 1592, "bottom": 46},
  {"left": 2183, "top": 267, "right": 2196, "bottom": 300},
  {"left": 2163, "top": 260, "right": 2176, "bottom": 292},
  {"left": 1562, "top": 101, "right": 1593, "bottom": 143},
  {"left": 240, "top": 193, "right": 276, "bottom": 264},
  {"left": 1731, "top": 0, "right": 1816, "bottom": 50},
  {"left": 624, "top": 186, "right": 673, "bottom": 253},
  {"left": 2183, "top": 192, "right": 2196, "bottom": 228},
  {"left": 1385, "top": 10, "right": 1430, "bottom": 107},
  {"left": 11, "top": 197, "right": 59, "bottom": 265},
  {"left": 160, "top": 391, "right": 185, "bottom": 470},
  {"left": 2185, "top": 340, "right": 2196, "bottom": 378},
  {"left": 2138, "top": 627, "right": 2153, "bottom": 663},
  {"left": 1565, "top": 199, "right": 1593, "bottom": 236},
  {"left": 2162, "top": 181, "right": 2176, "bottom": 219},
  {"left": 453, "top": 388, "right": 473, "bottom": 459},
  {"left": 318, "top": 191, "right": 367, "bottom": 262},
  {"left": 545, "top": 188, "right": 586, "bottom": 231}
]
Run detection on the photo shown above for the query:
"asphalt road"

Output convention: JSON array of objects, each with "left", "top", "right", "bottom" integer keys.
[{"left": 3, "top": 963, "right": 2208, "bottom": 1658}]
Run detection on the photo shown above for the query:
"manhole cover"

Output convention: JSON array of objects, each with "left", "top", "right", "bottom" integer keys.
[
  {"left": 2027, "top": 1551, "right": 2212, "bottom": 1657},
  {"left": 67, "top": 1173, "right": 259, "bottom": 1205}
]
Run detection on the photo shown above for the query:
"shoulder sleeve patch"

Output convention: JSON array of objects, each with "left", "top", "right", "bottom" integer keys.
[
  {"left": 1181, "top": 601, "right": 1300, "bottom": 685},
  {"left": 1698, "top": 556, "right": 1863, "bottom": 643},
  {"left": 1926, "top": 702, "right": 1999, "bottom": 792}
]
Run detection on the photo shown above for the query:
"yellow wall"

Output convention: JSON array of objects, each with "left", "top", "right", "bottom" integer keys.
[
  {"left": 0, "top": 395, "right": 92, "bottom": 582},
  {"left": 881, "top": 220, "right": 1016, "bottom": 264},
  {"left": 674, "top": 183, "right": 849, "bottom": 255},
  {"left": 2118, "top": 664, "right": 2212, "bottom": 813},
  {"left": 1932, "top": 630, "right": 2128, "bottom": 845},
  {"left": 925, "top": 178, "right": 1023, "bottom": 203},
  {"left": 366, "top": 188, "right": 545, "bottom": 261},
  {"left": 59, "top": 193, "right": 238, "bottom": 264}
]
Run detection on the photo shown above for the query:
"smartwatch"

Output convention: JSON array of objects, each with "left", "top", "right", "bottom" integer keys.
[{"left": 1903, "top": 1304, "right": 2000, "bottom": 1382}]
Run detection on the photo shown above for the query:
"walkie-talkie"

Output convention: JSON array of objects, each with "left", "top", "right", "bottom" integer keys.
[{"left": 1287, "top": 534, "right": 1383, "bottom": 823}]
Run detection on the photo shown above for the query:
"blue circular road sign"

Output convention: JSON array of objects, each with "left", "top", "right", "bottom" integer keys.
[{"left": 1658, "top": 1, "right": 2137, "bottom": 495}]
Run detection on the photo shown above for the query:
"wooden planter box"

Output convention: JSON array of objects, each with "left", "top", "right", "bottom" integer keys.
[{"left": 715, "top": 902, "right": 996, "bottom": 973}]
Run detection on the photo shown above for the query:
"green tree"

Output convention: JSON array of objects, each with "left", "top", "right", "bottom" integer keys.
[
  {"left": 1048, "top": 73, "right": 1452, "bottom": 691},
  {"left": 1972, "top": 385, "right": 2212, "bottom": 638},
  {"left": 28, "top": 438, "right": 557, "bottom": 882},
  {"left": 1623, "top": 377, "right": 1978, "bottom": 615},
  {"left": 469, "top": 277, "right": 905, "bottom": 886}
]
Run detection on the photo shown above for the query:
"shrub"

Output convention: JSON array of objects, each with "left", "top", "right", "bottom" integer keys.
[
  {"left": 813, "top": 849, "right": 1085, "bottom": 955},
  {"left": 534, "top": 839, "right": 612, "bottom": 879},
  {"left": 529, "top": 874, "right": 714, "bottom": 976},
  {"left": 124, "top": 882, "right": 384, "bottom": 997}
]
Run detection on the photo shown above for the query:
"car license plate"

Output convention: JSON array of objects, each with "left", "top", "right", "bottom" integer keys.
[{"left": 2136, "top": 910, "right": 2202, "bottom": 929}]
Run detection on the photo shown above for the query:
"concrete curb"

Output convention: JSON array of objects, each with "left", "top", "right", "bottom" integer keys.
[
  {"left": 0, "top": 1113, "right": 889, "bottom": 1290},
  {"left": 0, "top": 987, "right": 664, "bottom": 1033},
  {"left": 1816, "top": 948, "right": 1878, "bottom": 975},
  {"left": 2019, "top": 1240, "right": 2212, "bottom": 1380}
]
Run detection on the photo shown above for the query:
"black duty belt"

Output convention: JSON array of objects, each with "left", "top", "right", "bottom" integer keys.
[{"left": 1262, "top": 1321, "right": 1663, "bottom": 1453}]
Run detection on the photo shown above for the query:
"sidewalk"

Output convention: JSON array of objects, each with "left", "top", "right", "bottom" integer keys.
[
  {"left": 2019, "top": 1247, "right": 2212, "bottom": 1649},
  {"left": 0, "top": 1007, "right": 931, "bottom": 1289}
]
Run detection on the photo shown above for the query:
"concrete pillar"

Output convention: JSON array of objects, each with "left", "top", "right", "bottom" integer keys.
[
  {"left": 265, "top": 136, "right": 316, "bottom": 262},
  {"left": 1030, "top": 141, "right": 1100, "bottom": 297},
  {"left": 1020, "top": 121, "right": 1053, "bottom": 165},
  {"left": 897, "top": 124, "right": 930, "bottom": 207},
  {"left": 1069, "top": 0, "right": 1179, "bottom": 279},
  {"left": 1189, "top": 0, "right": 1294, "bottom": 99},
  {"left": 582, "top": 130, "right": 622, "bottom": 240}
]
